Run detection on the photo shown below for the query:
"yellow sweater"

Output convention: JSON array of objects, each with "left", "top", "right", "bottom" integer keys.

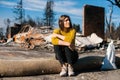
[{"left": 51, "top": 28, "right": 76, "bottom": 45}]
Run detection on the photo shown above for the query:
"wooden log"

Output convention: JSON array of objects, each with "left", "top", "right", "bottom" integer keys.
[
  {"left": 0, "top": 58, "right": 61, "bottom": 77},
  {"left": 0, "top": 56, "right": 120, "bottom": 77}
]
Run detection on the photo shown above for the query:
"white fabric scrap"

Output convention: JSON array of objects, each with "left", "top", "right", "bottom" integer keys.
[{"left": 101, "top": 40, "right": 117, "bottom": 70}]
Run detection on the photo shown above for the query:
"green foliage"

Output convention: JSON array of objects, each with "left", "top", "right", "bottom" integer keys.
[{"left": 73, "top": 24, "right": 80, "bottom": 32}]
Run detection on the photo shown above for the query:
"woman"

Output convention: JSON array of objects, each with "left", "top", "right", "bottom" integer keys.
[{"left": 51, "top": 15, "right": 78, "bottom": 77}]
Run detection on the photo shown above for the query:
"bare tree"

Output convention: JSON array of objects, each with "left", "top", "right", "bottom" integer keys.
[
  {"left": 43, "top": 0, "right": 55, "bottom": 28},
  {"left": 27, "top": 15, "right": 36, "bottom": 27},
  {"left": 0, "top": 28, "right": 4, "bottom": 39},
  {"left": 73, "top": 24, "right": 81, "bottom": 32},
  {"left": 4, "top": 18, "right": 11, "bottom": 38},
  {"left": 36, "top": 17, "right": 44, "bottom": 27},
  {"left": 107, "top": 0, "right": 120, "bottom": 8},
  {"left": 106, "top": 5, "right": 113, "bottom": 38},
  {"left": 106, "top": 0, "right": 120, "bottom": 39}
]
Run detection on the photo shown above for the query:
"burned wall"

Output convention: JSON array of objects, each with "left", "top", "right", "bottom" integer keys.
[
  {"left": 10, "top": 24, "right": 21, "bottom": 38},
  {"left": 82, "top": 5, "right": 104, "bottom": 39}
]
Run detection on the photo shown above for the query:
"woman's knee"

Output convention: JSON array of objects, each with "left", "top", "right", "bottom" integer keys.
[
  {"left": 54, "top": 45, "right": 59, "bottom": 48},
  {"left": 54, "top": 45, "right": 61, "bottom": 51},
  {"left": 64, "top": 46, "right": 70, "bottom": 51}
]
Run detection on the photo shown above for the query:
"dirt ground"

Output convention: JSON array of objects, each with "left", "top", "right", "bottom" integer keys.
[{"left": 0, "top": 43, "right": 120, "bottom": 80}]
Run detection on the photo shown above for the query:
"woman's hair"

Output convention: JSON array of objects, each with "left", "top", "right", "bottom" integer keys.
[{"left": 58, "top": 15, "right": 72, "bottom": 31}]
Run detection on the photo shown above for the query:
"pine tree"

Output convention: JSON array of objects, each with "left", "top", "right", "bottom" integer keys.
[
  {"left": 43, "top": 0, "right": 55, "bottom": 28},
  {"left": 13, "top": 0, "right": 25, "bottom": 24}
]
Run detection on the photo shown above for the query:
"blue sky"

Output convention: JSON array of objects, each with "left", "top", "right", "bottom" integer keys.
[{"left": 0, "top": 0, "right": 120, "bottom": 33}]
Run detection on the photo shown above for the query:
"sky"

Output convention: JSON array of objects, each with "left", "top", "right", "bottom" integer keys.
[{"left": 0, "top": 0, "right": 120, "bottom": 34}]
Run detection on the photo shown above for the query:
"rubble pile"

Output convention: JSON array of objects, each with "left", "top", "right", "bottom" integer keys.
[{"left": 1, "top": 24, "right": 120, "bottom": 52}]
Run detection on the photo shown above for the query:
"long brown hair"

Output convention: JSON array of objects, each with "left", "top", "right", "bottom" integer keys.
[{"left": 58, "top": 15, "right": 72, "bottom": 32}]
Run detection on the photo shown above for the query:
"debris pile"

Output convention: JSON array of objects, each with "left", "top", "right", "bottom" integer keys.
[{"left": 2, "top": 24, "right": 120, "bottom": 52}]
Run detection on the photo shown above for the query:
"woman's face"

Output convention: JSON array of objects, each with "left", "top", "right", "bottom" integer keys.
[{"left": 63, "top": 17, "right": 70, "bottom": 28}]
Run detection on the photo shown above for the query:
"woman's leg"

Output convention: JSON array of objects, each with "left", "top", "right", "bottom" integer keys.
[
  {"left": 64, "top": 46, "right": 78, "bottom": 76},
  {"left": 54, "top": 45, "right": 68, "bottom": 76},
  {"left": 54, "top": 45, "right": 67, "bottom": 64},
  {"left": 64, "top": 46, "right": 78, "bottom": 65}
]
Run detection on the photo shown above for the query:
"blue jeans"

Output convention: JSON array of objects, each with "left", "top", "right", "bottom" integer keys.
[{"left": 54, "top": 45, "right": 78, "bottom": 65}]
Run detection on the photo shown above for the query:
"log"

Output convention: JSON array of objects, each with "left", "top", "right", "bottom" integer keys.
[
  {"left": 0, "top": 56, "right": 120, "bottom": 77},
  {"left": 0, "top": 58, "right": 61, "bottom": 77}
]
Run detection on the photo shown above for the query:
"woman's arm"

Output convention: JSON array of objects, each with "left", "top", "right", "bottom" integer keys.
[
  {"left": 58, "top": 39, "right": 70, "bottom": 46},
  {"left": 52, "top": 33, "right": 69, "bottom": 46},
  {"left": 52, "top": 33, "right": 65, "bottom": 40},
  {"left": 59, "top": 40, "right": 74, "bottom": 51},
  {"left": 52, "top": 33, "right": 74, "bottom": 50},
  {"left": 51, "top": 28, "right": 76, "bottom": 50}
]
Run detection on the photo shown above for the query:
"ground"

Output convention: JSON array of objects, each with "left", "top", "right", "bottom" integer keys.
[{"left": 0, "top": 43, "right": 120, "bottom": 80}]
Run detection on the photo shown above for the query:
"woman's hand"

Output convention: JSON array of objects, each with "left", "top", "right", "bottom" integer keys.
[
  {"left": 68, "top": 44, "right": 75, "bottom": 51},
  {"left": 51, "top": 33, "right": 57, "bottom": 38}
]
